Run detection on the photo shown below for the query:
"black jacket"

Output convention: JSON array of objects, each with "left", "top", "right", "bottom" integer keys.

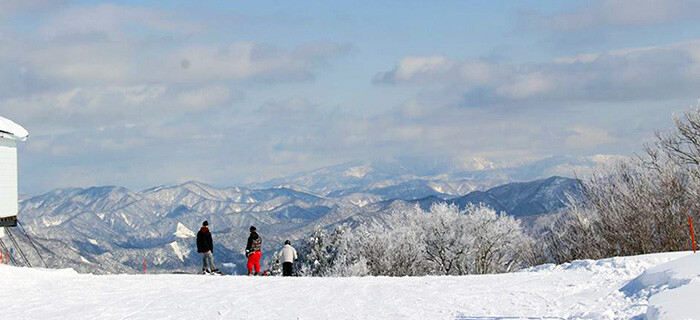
[
  {"left": 246, "top": 232, "right": 262, "bottom": 253},
  {"left": 197, "top": 227, "right": 213, "bottom": 253}
]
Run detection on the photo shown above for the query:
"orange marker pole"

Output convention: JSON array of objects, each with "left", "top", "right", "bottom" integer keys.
[
  {"left": 143, "top": 260, "right": 147, "bottom": 274},
  {"left": 690, "top": 217, "right": 697, "bottom": 253}
]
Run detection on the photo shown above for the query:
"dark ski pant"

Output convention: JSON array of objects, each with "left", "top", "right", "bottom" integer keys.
[
  {"left": 282, "top": 262, "right": 293, "bottom": 276},
  {"left": 201, "top": 251, "right": 216, "bottom": 271},
  {"left": 247, "top": 251, "right": 261, "bottom": 275}
]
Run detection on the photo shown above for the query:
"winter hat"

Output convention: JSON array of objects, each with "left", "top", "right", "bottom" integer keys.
[
  {"left": 250, "top": 226, "right": 256, "bottom": 232},
  {"left": 284, "top": 240, "right": 291, "bottom": 245},
  {"left": 202, "top": 221, "right": 208, "bottom": 227}
]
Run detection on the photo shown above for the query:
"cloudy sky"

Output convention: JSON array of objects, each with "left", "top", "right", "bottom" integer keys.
[{"left": 2, "top": 0, "right": 700, "bottom": 194}]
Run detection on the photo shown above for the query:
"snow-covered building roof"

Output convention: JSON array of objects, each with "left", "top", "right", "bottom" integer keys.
[{"left": 0, "top": 116, "right": 29, "bottom": 141}]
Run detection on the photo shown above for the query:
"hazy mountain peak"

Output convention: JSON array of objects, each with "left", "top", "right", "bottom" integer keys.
[
  {"left": 343, "top": 165, "right": 372, "bottom": 178},
  {"left": 453, "top": 156, "right": 498, "bottom": 171}
]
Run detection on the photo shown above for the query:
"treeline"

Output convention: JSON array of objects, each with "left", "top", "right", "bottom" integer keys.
[{"left": 544, "top": 108, "right": 700, "bottom": 263}]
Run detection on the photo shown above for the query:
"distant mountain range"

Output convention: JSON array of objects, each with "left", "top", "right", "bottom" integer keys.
[
  {"left": 410, "top": 176, "right": 582, "bottom": 216},
  {"left": 4, "top": 155, "right": 609, "bottom": 275},
  {"left": 250, "top": 155, "right": 616, "bottom": 199}
]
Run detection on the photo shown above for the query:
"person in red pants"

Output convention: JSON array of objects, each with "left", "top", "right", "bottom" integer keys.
[{"left": 245, "top": 226, "right": 262, "bottom": 275}]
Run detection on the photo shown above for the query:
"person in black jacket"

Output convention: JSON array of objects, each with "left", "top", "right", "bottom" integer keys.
[
  {"left": 196, "top": 221, "right": 219, "bottom": 274},
  {"left": 245, "top": 226, "right": 262, "bottom": 275}
]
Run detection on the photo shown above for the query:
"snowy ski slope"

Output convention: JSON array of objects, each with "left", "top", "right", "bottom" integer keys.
[{"left": 0, "top": 251, "right": 696, "bottom": 320}]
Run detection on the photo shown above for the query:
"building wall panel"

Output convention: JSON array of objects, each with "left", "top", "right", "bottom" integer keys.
[{"left": 0, "top": 138, "right": 18, "bottom": 219}]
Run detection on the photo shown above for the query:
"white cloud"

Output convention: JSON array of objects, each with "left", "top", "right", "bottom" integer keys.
[
  {"left": 525, "top": 0, "right": 700, "bottom": 32},
  {"left": 380, "top": 125, "right": 424, "bottom": 142},
  {"left": 0, "top": 0, "right": 64, "bottom": 15},
  {"left": 496, "top": 72, "right": 553, "bottom": 99},
  {"left": 39, "top": 4, "right": 202, "bottom": 39},
  {"left": 176, "top": 86, "right": 233, "bottom": 110},
  {"left": 22, "top": 42, "right": 133, "bottom": 82},
  {"left": 394, "top": 56, "right": 453, "bottom": 80},
  {"left": 553, "top": 53, "right": 600, "bottom": 64},
  {"left": 400, "top": 99, "right": 424, "bottom": 119},
  {"left": 2, "top": 84, "right": 238, "bottom": 134},
  {"left": 374, "top": 55, "right": 455, "bottom": 84},
  {"left": 0, "top": 4, "right": 345, "bottom": 89},
  {"left": 8, "top": 39, "right": 344, "bottom": 85},
  {"left": 565, "top": 126, "right": 615, "bottom": 149},
  {"left": 150, "top": 42, "right": 340, "bottom": 83},
  {"left": 459, "top": 61, "right": 494, "bottom": 85},
  {"left": 257, "top": 97, "right": 316, "bottom": 115},
  {"left": 375, "top": 39, "right": 700, "bottom": 105}
]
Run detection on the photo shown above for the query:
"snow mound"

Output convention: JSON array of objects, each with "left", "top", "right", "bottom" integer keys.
[
  {"left": 647, "top": 280, "right": 700, "bottom": 320},
  {"left": 522, "top": 253, "right": 685, "bottom": 276},
  {"left": 173, "top": 222, "right": 195, "bottom": 238},
  {"left": 622, "top": 252, "right": 698, "bottom": 295},
  {"left": 622, "top": 253, "right": 700, "bottom": 320}
]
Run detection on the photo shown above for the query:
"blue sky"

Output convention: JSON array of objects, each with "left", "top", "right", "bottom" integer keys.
[{"left": 2, "top": 0, "right": 700, "bottom": 194}]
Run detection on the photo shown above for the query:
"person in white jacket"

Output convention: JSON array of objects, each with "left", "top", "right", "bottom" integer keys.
[{"left": 276, "top": 240, "right": 298, "bottom": 276}]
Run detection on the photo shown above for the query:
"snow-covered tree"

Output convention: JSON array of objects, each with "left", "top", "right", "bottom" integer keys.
[
  {"left": 352, "top": 208, "right": 428, "bottom": 276},
  {"left": 466, "top": 204, "right": 531, "bottom": 274},
  {"left": 297, "top": 202, "right": 534, "bottom": 276},
  {"left": 297, "top": 225, "right": 364, "bottom": 276},
  {"left": 267, "top": 250, "right": 283, "bottom": 276},
  {"left": 418, "top": 203, "right": 532, "bottom": 275},
  {"left": 419, "top": 202, "right": 472, "bottom": 275},
  {"left": 297, "top": 226, "right": 330, "bottom": 276}
]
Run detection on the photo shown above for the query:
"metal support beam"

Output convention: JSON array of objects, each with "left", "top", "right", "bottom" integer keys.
[{"left": 5, "top": 228, "right": 31, "bottom": 267}]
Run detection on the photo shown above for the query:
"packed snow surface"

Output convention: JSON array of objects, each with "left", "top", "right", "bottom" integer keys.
[{"left": 0, "top": 252, "right": 696, "bottom": 320}]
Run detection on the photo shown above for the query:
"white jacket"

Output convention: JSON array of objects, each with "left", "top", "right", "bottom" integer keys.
[{"left": 278, "top": 244, "right": 298, "bottom": 263}]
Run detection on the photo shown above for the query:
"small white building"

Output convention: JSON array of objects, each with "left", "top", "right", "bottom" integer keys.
[{"left": 0, "top": 116, "right": 28, "bottom": 233}]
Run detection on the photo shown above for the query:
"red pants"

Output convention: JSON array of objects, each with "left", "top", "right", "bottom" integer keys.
[{"left": 247, "top": 251, "right": 261, "bottom": 275}]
